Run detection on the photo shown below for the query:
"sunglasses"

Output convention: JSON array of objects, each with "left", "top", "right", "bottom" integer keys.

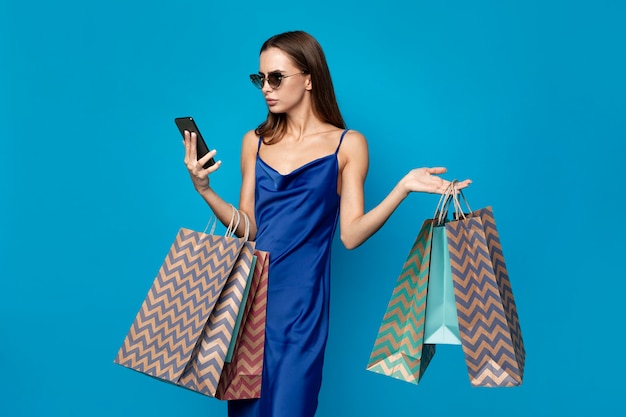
[{"left": 249, "top": 71, "right": 306, "bottom": 89}]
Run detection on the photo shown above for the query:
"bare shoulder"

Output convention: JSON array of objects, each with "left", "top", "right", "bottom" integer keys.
[
  {"left": 242, "top": 129, "right": 259, "bottom": 145},
  {"left": 241, "top": 129, "right": 260, "bottom": 154},
  {"left": 341, "top": 129, "right": 369, "bottom": 158},
  {"left": 337, "top": 129, "right": 369, "bottom": 175},
  {"left": 343, "top": 129, "right": 367, "bottom": 146}
]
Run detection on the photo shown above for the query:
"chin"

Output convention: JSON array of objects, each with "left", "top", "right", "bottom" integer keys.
[{"left": 268, "top": 107, "right": 286, "bottom": 114}]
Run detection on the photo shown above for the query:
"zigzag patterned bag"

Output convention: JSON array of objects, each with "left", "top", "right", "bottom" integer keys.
[
  {"left": 366, "top": 185, "right": 463, "bottom": 384},
  {"left": 114, "top": 209, "right": 265, "bottom": 398},
  {"left": 366, "top": 219, "right": 436, "bottom": 384},
  {"left": 367, "top": 185, "right": 524, "bottom": 388},
  {"left": 446, "top": 191, "right": 525, "bottom": 387},
  {"left": 216, "top": 249, "right": 269, "bottom": 400}
]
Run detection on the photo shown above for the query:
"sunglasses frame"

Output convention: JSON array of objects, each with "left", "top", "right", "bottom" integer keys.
[{"left": 250, "top": 71, "right": 306, "bottom": 89}]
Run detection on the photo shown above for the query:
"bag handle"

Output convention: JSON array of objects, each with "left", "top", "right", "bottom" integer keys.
[
  {"left": 198, "top": 205, "right": 250, "bottom": 240},
  {"left": 225, "top": 205, "right": 241, "bottom": 237},
  {"left": 433, "top": 181, "right": 458, "bottom": 226},
  {"left": 200, "top": 205, "right": 240, "bottom": 238},
  {"left": 225, "top": 204, "right": 251, "bottom": 241},
  {"left": 201, "top": 216, "right": 220, "bottom": 236},
  {"left": 449, "top": 185, "right": 473, "bottom": 221},
  {"left": 241, "top": 210, "right": 251, "bottom": 241}
]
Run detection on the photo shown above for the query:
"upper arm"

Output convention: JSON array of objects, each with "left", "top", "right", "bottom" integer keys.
[
  {"left": 239, "top": 130, "right": 259, "bottom": 238},
  {"left": 339, "top": 130, "right": 369, "bottom": 234}
]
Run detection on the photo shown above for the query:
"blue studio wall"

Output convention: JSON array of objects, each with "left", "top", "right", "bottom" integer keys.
[{"left": 1, "top": 0, "right": 625, "bottom": 416}]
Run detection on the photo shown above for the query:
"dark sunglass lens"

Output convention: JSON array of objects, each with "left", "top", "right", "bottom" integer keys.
[
  {"left": 250, "top": 74, "right": 263, "bottom": 89},
  {"left": 267, "top": 73, "right": 283, "bottom": 89}
]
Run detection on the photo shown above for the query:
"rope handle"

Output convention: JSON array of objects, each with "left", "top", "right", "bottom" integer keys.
[
  {"left": 226, "top": 204, "right": 251, "bottom": 241},
  {"left": 433, "top": 181, "right": 458, "bottom": 226}
]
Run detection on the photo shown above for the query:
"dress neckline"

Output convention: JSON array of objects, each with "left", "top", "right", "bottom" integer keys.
[
  {"left": 256, "top": 128, "right": 349, "bottom": 177},
  {"left": 257, "top": 153, "right": 336, "bottom": 177}
]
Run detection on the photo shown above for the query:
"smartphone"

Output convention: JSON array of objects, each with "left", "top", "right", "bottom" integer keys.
[{"left": 174, "top": 116, "right": 216, "bottom": 169}]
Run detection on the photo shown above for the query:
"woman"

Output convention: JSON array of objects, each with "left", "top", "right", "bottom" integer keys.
[{"left": 183, "top": 31, "right": 471, "bottom": 417}]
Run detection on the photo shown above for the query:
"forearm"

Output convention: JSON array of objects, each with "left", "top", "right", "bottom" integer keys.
[
  {"left": 341, "top": 182, "right": 408, "bottom": 250},
  {"left": 340, "top": 165, "right": 469, "bottom": 249}
]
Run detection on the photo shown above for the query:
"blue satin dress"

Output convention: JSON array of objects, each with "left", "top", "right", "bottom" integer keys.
[{"left": 228, "top": 129, "right": 348, "bottom": 417}]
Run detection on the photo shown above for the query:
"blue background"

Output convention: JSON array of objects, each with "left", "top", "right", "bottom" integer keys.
[{"left": 1, "top": 0, "right": 625, "bottom": 415}]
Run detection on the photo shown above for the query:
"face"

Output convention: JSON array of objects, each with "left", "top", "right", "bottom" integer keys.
[{"left": 256, "top": 47, "right": 311, "bottom": 113}]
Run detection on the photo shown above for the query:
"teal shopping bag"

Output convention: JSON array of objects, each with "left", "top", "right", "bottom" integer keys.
[{"left": 423, "top": 225, "right": 461, "bottom": 345}]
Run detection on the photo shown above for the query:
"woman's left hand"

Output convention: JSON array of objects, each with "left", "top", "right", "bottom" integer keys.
[{"left": 401, "top": 167, "right": 471, "bottom": 195}]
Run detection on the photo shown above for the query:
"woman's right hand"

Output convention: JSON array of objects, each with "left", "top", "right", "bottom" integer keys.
[{"left": 183, "top": 130, "right": 221, "bottom": 193}]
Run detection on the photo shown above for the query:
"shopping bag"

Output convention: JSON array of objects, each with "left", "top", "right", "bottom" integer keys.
[
  {"left": 114, "top": 210, "right": 258, "bottom": 397},
  {"left": 216, "top": 249, "right": 270, "bottom": 400},
  {"left": 446, "top": 192, "right": 525, "bottom": 387},
  {"left": 366, "top": 219, "right": 436, "bottom": 385},
  {"left": 176, "top": 239, "right": 256, "bottom": 396},
  {"left": 225, "top": 254, "right": 258, "bottom": 364},
  {"left": 423, "top": 225, "right": 462, "bottom": 345},
  {"left": 423, "top": 183, "right": 461, "bottom": 344}
]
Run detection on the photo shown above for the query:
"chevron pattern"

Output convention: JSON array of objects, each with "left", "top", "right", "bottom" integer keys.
[
  {"left": 446, "top": 208, "right": 525, "bottom": 387},
  {"left": 367, "top": 220, "right": 436, "bottom": 384},
  {"left": 114, "top": 228, "right": 245, "bottom": 384},
  {"left": 217, "top": 250, "right": 269, "bottom": 400},
  {"left": 471, "top": 208, "right": 525, "bottom": 376},
  {"left": 178, "top": 241, "right": 256, "bottom": 396}
]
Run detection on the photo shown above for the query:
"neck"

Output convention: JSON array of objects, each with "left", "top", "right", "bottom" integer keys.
[{"left": 284, "top": 112, "right": 326, "bottom": 142}]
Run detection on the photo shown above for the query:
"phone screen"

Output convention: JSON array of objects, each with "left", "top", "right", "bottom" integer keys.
[{"left": 174, "top": 117, "right": 216, "bottom": 168}]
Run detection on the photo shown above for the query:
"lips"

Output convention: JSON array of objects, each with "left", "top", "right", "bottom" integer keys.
[{"left": 265, "top": 98, "right": 278, "bottom": 106}]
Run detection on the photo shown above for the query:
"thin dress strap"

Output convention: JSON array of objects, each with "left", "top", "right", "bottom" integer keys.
[
  {"left": 259, "top": 131, "right": 347, "bottom": 153},
  {"left": 335, "top": 129, "right": 349, "bottom": 154}
]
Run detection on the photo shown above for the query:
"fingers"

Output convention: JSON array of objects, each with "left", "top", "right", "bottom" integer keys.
[
  {"left": 182, "top": 130, "right": 195, "bottom": 164},
  {"left": 427, "top": 167, "right": 447, "bottom": 175},
  {"left": 426, "top": 168, "right": 472, "bottom": 189},
  {"left": 183, "top": 131, "right": 221, "bottom": 170},
  {"left": 198, "top": 150, "right": 221, "bottom": 172},
  {"left": 437, "top": 180, "right": 455, "bottom": 194},
  {"left": 183, "top": 130, "right": 203, "bottom": 157},
  {"left": 455, "top": 179, "right": 472, "bottom": 190},
  {"left": 190, "top": 150, "right": 221, "bottom": 175}
]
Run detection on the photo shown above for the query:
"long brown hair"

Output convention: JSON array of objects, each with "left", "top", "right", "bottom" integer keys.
[{"left": 254, "top": 31, "right": 346, "bottom": 143}]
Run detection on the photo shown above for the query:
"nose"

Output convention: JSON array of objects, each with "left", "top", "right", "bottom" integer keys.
[{"left": 261, "top": 78, "right": 273, "bottom": 92}]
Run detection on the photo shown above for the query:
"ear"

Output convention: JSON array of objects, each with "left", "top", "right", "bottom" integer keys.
[{"left": 305, "top": 76, "right": 312, "bottom": 91}]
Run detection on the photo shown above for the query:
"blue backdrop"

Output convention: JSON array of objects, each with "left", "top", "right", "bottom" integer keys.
[{"left": 2, "top": 0, "right": 625, "bottom": 415}]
